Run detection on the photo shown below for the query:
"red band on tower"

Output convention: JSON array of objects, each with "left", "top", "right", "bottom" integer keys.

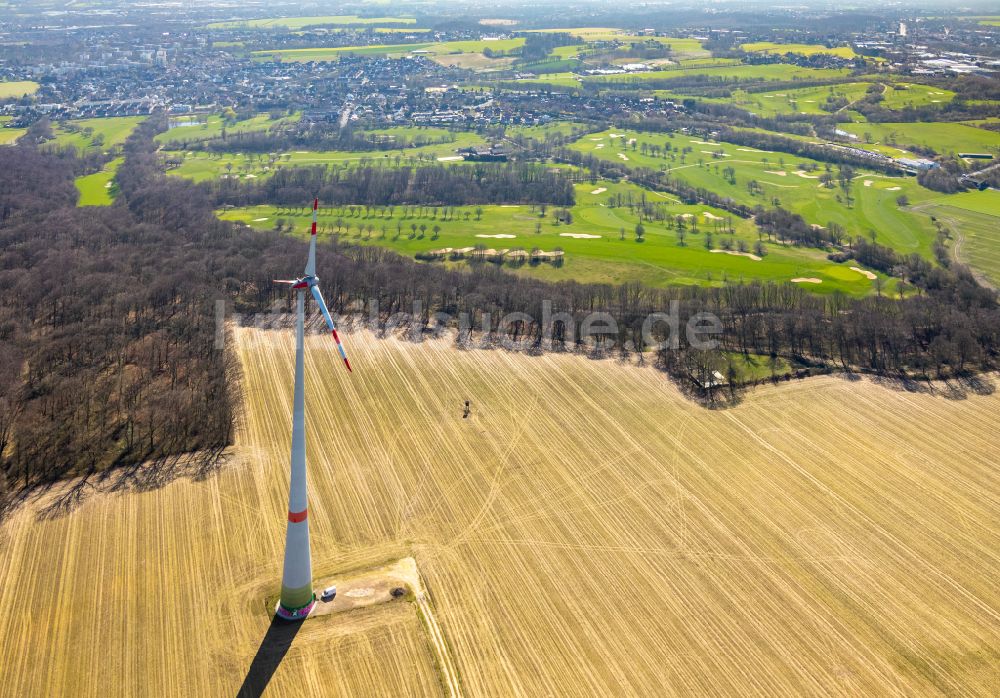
[{"left": 288, "top": 509, "right": 307, "bottom": 523}]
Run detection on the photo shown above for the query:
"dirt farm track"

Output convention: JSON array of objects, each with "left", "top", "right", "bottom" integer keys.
[{"left": 0, "top": 327, "right": 998, "bottom": 696}]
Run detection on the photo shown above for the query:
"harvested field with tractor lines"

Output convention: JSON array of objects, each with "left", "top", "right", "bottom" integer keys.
[{"left": 0, "top": 327, "right": 998, "bottom": 696}]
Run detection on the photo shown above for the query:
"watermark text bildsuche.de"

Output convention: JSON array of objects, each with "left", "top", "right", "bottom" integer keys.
[{"left": 216, "top": 299, "right": 721, "bottom": 352}]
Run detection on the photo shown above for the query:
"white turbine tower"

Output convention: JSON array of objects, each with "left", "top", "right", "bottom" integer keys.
[{"left": 273, "top": 198, "right": 352, "bottom": 621}]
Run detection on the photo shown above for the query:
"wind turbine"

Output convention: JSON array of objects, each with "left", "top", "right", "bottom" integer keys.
[{"left": 273, "top": 198, "right": 351, "bottom": 621}]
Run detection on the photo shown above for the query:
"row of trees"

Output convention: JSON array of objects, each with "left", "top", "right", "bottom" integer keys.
[
  {"left": 210, "top": 161, "right": 576, "bottom": 208},
  {"left": 3, "top": 111, "right": 999, "bottom": 509}
]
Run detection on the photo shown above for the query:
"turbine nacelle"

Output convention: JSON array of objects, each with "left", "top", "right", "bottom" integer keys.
[
  {"left": 274, "top": 200, "right": 352, "bottom": 373},
  {"left": 274, "top": 275, "right": 318, "bottom": 290}
]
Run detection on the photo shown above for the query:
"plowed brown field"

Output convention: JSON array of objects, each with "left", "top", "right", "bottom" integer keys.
[{"left": 0, "top": 327, "right": 997, "bottom": 696}]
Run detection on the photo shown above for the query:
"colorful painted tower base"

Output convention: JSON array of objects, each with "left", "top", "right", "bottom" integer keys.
[{"left": 275, "top": 595, "right": 316, "bottom": 620}]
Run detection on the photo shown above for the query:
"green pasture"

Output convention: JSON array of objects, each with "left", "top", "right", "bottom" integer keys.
[
  {"left": 75, "top": 157, "right": 123, "bottom": 206},
  {"left": 0, "top": 124, "right": 25, "bottom": 145},
  {"left": 914, "top": 190, "right": 1000, "bottom": 286},
  {"left": 154, "top": 113, "right": 300, "bottom": 147},
  {"left": 505, "top": 121, "right": 590, "bottom": 139},
  {"left": 0, "top": 80, "right": 39, "bottom": 99},
  {"left": 163, "top": 134, "right": 488, "bottom": 183},
  {"left": 253, "top": 38, "right": 526, "bottom": 62},
  {"left": 837, "top": 122, "right": 1000, "bottom": 157},
  {"left": 527, "top": 28, "right": 629, "bottom": 40},
  {"left": 359, "top": 126, "right": 468, "bottom": 143},
  {"left": 206, "top": 15, "right": 416, "bottom": 30},
  {"left": 740, "top": 42, "right": 858, "bottom": 59},
  {"left": 879, "top": 83, "right": 955, "bottom": 110},
  {"left": 585, "top": 63, "right": 852, "bottom": 85},
  {"left": 709, "top": 82, "right": 872, "bottom": 118},
  {"left": 217, "top": 179, "right": 887, "bottom": 294},
  {"left": 498, "top": 64, "right": 850, "bottom": 95},
  {"left": 43, "top": 116, "right": 145, "bottom": 156},
  {"left": 569, "top": 129, "right": 940, "bottom": 258}
]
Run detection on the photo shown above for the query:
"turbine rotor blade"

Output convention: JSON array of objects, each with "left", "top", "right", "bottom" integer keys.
[
  {"left": 310, "top": 284, "right": 352, "bottom": 372},
  {"left": 305, "top": 197, "right": 318, "bottom": 277}
]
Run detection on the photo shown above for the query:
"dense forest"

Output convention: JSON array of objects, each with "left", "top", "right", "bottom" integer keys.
[{"left": 1, "top": 112, "right": 999, "bottom": 517}]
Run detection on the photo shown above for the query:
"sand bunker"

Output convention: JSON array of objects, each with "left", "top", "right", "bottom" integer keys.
[
  {"left": 608, "top": 132, "right": 624, "bottom": 138},
  {"left": 679, "top": 213, "right": 694, "bottom": 218},
  {"left": 791, "top": 277, "right": 823, "bottom": 284},
  {"left": 850, "top": 266, "right": 877, "bottom": 280},
  {"left": 437, "top": 155, "right": 464, "bottom": 161},
  {"left": 560, "top": 233, "right": 601, "bottom": 239},
  {"left": 737, "top": 148, "right": 765, "bottom": 153},
  {"left": 692, "top": 140, "right": 714, "bottom": 145},
  {"left": 887, "top": 186, "right": 901, "bottom": 191},
  {"left": 711, "top": 249, "right": 762, "bottom": 261},
  {"left": 589, "top": 137, "right": 604, "bottom": 141},
  {"left": 500, "top": 205, "right": 520, "bottom": 208},
  {"left": 794, "top": 171, "right": 819, "bottom": 179},
  {"left": 618, "top": 153, "right": 629, "bottom": 161},
  {"left": 252, "top": 217, "right": 269, "bottom": 222},
  {"left": 591, "top": 187, "right": 607, "bottom": 194},
  {"left": 703, "top": 211, "right": 723, "bottom": 220},
  {"left": 595, "top": 143, "right": 605, "bottom": 149},
  {"left": 863, "top": 179, "right": 873, "bottom": 187},
  {"left": 702, "top": 150, "right": 730, "bottom": 156},
  {"left": 765, "top": 170, "right": 787, "bottom": 176},
  {"left": 476, "top": 234, "right": 516, "bottom": 238}
]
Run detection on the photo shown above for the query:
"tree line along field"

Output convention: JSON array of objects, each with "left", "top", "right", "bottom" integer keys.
[
  {"left": 699, "top": 82, "right": 955, "bottom": 120},
  {"left": 495, "top": 64, "right": 853, "bottom": 94},
  {"left": 154, "top": 112, "right": 301, "bottom": 148},
  {"left": 75, "top": 157, "right": 123, "bottom": 206},
  {"left": 584, "top": 63, "right": 852, "bottom": 86},
  {"left": 218, "top": 180, "right": 890, "bottom": 294},
  {"left": 43, "top": 116, "right": 146, "bottom": 156},
  {"left": 739, "top": 41, "right": 859, "bottom": 59},
  {"left": 204, "top": 15, "right": 418, "bottom": 29},
  {"left": 35, "top": 117, "right": 146, "bottom": 205},
  {"left": 837, "top": 121, "right": 1000, "bottom": 157},
  {"left": 914, "top": 190, "right": 1000, "bottom": 287},
  {"left": 0, "top": 116, "right": 26, "bottom": 145},
  {"left": 568, "top": 128, "right": 941, "bottom": 257},
  {"left": 1, "top": 327, "right": 998, "bottom": 696},
  {"left": 162, "top": 132, "right": 488, "bottom": 183},
  {"left": 252, "top": 38, "right": 527, "bottom": 63}
]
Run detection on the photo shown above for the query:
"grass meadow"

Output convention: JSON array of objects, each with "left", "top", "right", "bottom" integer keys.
[
  {"left": 44, "top": 117, "right": 145, "bottom": 156},
  {"left": 154, "top": 113, "right": 300, "bottom": 147},
  {"left": 217, "top": 179, "right": 890, "bottom": 294},
  {"left": 837, "top": 122, "right": 1000, "bottom": 157},
  {"left": 74, "top": 158, "right": 123, "bottom": 206},
  {"left": 206, "top": 15, "right": 417, "bottom": 29},
  {"left": 569, "top": 129, "right": 940, "bottom": 258},
  {"left": 0, "top": 80, "right": 39, "bottom": 98},
  {"left": 740, "top": 42, "right": 858, "bottom": 59}
]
